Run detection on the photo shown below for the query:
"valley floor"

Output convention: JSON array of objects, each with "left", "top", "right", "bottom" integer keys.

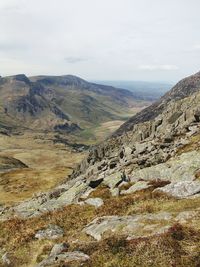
[{"left": 0, "top": 132, "right": 85, "bottom": 205}]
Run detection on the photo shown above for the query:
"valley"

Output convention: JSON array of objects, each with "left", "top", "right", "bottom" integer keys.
[
  {"left": 0, "top": 75, "right": 149, "bottom": 206},
  {"left": 0, "top": 71, "right": 200, "bottom": 267}
]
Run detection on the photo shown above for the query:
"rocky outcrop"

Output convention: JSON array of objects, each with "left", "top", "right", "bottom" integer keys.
[
  {"left": 83, "top": 210, "right": 199, "bottom": 241},
  {"left": 71, "top": 71, "right": 200, "bottom": 185},
  {"left": 154, "top": 180, "right": 200, "bottom": 198},
  {"left": 129, "top": 151, "right": 200, "bottom": 183}
]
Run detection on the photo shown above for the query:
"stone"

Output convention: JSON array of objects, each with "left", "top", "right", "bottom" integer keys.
[
  {"left": 110, "top": 187, "right": 120, "bottom": 197},
  {"left": 57, "top": 180, "right": 88, "bottom": 204},
  {"left": 35, "top": 225, "right": 63, "bottom": 240},
  {"left": 175, "top": 210, "right": 199, "bottom": 224},
  {"left": 36, "top": 251, "right": 90, "bottom": 267},
  {"left": 130, "top": 151, "right": 200, "bottom": 183},
  {"left": 83, "top": 212, "right": 173, "bottom": 241},
  {"left": 154, "top": 180, "right": 200, "bottom": 198},
  {"left": 121, "top": 181, "right": 151, "bottom": 195},
  {"left": 85, "top": 198, "right": 104, "bottom": 208},
  {"left": 124, "top": 146, "right": 133, "bottom": 156},
  {"left": 2, "top": 252, "right": 11, "bottom": 265},
  {"left": 50, "top": 243, "right": 69, "bottom": 256},
  {"left": 103, "top": 171, "right": 125, "bottom": 189},
  {"left": 135, "top": 142, "right": 148, "bottom": 154}
]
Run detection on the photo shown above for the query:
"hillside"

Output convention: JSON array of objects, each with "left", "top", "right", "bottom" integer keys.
[
  {"left": 0, "top": 74, "right": 148, "bottom": 206},
  {"left": 1, "top": 71, "right": 200, "bottom": 266},
  {"left": 0, "top": 74, "right": 145, "bottom": 137}
]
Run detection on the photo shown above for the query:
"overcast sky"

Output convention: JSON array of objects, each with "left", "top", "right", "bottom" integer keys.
[{"left": 0, "top": 0, "right": 199, "bottom": 82}]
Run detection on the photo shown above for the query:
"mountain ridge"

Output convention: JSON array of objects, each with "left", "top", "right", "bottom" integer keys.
[{"left": 0, "top": 74, "right": 144, "bottom": 136}]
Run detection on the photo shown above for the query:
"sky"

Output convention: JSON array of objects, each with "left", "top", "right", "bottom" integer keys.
[{"left": 0, "top": 0, "right": 200, "bottom": 82}]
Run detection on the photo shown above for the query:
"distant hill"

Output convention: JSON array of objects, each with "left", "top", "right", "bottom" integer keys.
[
  {"left": 93, "top": 80, "right": 173, "bottom": 101},
  {"left": 0, "top": 74, "right": 144, "bottom": 135}
]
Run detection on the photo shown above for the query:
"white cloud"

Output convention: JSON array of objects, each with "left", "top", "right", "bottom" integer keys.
[{"left": 138, "top": 65, "right": 179, "bottom": 71}]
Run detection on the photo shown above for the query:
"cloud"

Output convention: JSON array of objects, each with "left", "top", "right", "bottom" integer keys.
[
  {"left": 0, "top": 0, "right": 199, "bottom": 81},
  {"left": 192, "top": 44, "right": 200, "bottom": 50},
  {"left": 64, "top": 57, "right": 89, "bottom": 64},
  {"left": 138, "top": 64, "right": 179, "bottom": 71},
  {"left": 0, "top": 42, "right": 27, "bottom": 52}
]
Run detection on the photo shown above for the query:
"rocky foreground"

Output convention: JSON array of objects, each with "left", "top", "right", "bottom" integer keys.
[{"left": 1, "top": 72, "right": 200, "bottom": 266}]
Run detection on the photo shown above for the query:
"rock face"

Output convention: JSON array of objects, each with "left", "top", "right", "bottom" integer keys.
[
  {"left": 130, "top": 151, "right": 200, "bottom": 183},
  {"left": 71, "top": 71, "right": 200, "bottom": 186}
]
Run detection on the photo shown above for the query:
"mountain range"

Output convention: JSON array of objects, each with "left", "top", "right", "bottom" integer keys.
[{"left": 0, "top": 74, "right": 143, "bottom": 136}]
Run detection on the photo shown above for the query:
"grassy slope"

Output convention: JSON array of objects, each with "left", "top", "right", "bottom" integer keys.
[
  {"left": 0, "top": 132, "right": 85, "bottom": 205},
  {"left": 0, "top": 184, "right": 200, "bottom": 266}
]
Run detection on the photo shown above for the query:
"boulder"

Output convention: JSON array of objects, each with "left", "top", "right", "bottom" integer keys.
[
  {"left": 85, "top": 198, "right": 104, "bottom": 208},
  {"left": 110, "top": 187, "right": 120, "bottom": 197},
  {"left": 131, "top": 151, "right": 200, "bottom": 183},
  {"left": 36, "top": 251, "right": 89, "bottom": 267},
  {"left": 121, "top": 181, "right": 151, "bottom": 195},
  {"left": 35, "top": 225, "right": 63, "bottom": 240},
  {"left": 50, "top": 243, "right": 69, "bottom": 256},
  {"left": 83, "top": 212, "right": 173, "bottom": 241},
  {"left": 154, "top": 180, "right": 200, "bottom": 198},
  {"left": 135, "top": 143, "right": 148, "bottom": 154},
  {"left": 103, "top": 171, "right": 125, "bottom": 189}
]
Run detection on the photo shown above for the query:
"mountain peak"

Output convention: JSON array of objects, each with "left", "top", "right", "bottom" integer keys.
[
  {"left": 5, "top": 74, "right": 30, "bottom": 84},
  {"left": 162, "top": 70, "right": 200, "bottom": 101}
]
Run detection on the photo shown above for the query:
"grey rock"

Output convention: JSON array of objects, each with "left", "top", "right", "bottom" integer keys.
[
  {"left": 83, "top": 212, "right": 173, "bottom": 241},
  {"left": 36, "top": 251, "right": 89, "bottom": 267},
  {"left": 12, "top": 176, "right": 89, "bottom": 218},
  {"left": 85, "top": 198, "right": 104, "bottom": 208},
  {"left": 154, "top": 180, "right": 200, "bottom": 198},
  {"left": 131, "top": 151, "right": 200, "bottom": 183},
  {"left": 103, "top": 171, "right": 126, "bottom": 189},
  {"left": 50, "top": 243, "right": 69, "bottom": 256},
  {"left": 2, "top": 252, "right": 11, "bottom": 266},
  {"left": 110, "top": 187, "right": 120, "bottom": 197},
  {"left": 121, "top": 181, "right": 151, "bottom": 195},
  {"left": 175, "top": 210, "right": 199, "bottom": 223},
  {"left": 135, "top": 143, "right": 148, "bottom": 154},
  {"left": 35, "top": 225, "right": 63, "bottom": 240}
]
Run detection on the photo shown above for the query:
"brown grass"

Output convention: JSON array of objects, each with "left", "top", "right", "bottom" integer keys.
[
  {"left": 177, "top": 133, "right": 200, "bottom": 155},
  {"left": 0, "top": 132, "right": 85, "bottom": 205},
  {"left": 87, "top": 184, "right": 111, "bottom": 200},
  {"left": 74, "top": 224, "right": 200, "bottom": 267},
  {"left": 0, "top": 187, "right": 200, "bottom": 266}
]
